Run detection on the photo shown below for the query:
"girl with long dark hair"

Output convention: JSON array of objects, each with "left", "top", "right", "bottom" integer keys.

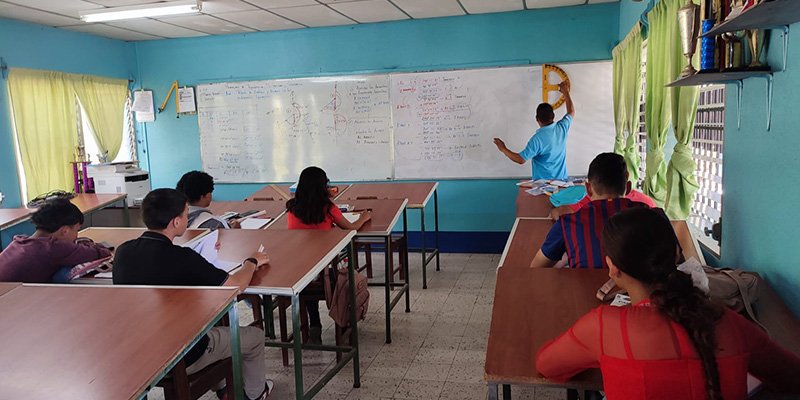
[{"left": 536, "top": 207, "right": 800, "bottom": 399}]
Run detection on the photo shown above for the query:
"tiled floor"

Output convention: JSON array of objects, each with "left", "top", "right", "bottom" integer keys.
[{"left": 147, "top": 253, "right": 566, "bottom": 400}]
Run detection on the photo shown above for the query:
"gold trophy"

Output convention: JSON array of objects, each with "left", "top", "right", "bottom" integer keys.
[
  {"left": 746, "top": 29, "right": 769, "bottom": 70},
  {"left": 678, "top": 0, "right": 700, "bottom": 77}
]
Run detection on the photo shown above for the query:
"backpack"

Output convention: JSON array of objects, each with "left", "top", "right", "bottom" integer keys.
[
  {"left": 327, "top": 265, "right": 370, "bottom": 328},
  {"left": 704, "top": 266, "right": 767, "bottom": 332}
]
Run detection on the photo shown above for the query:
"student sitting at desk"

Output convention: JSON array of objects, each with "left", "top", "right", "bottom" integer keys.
[
  {"left": 177, "top": 170, "right": 239, "bottom": 230},
  {"left": 286, "top": 166, "right": 370, "bottom": 344},
  {"left": 549, "top": 174, "right": 657, "bottom": 220},
  {"left": 536, "top": 208, "right": 800, "bottom": 399},
  {"left": 0, "top": 198, "right": 111, "bottom": 283},
  {"left": 531, "top": 153, "right": 648, "bottom": 269},
  {"left": 113, "top": 189, "right": 274, "bottom": 400},
  {"left": 493, "top": 81, "right": 574, "bottom": 181}
]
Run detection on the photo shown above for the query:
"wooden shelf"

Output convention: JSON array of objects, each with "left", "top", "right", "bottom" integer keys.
[
  {"left": 666, "top": 70, "right": 772, "bottom": 87},
  {"left": 701, "top": 0, "right": 800, "bottom": 37}
]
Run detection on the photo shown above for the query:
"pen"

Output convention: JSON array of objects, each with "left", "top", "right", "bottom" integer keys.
[{"left": 352, "top": 208, "right": 373, "bottom": 212}]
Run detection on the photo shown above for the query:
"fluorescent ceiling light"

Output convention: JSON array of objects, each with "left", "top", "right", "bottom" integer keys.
[{"left": 80, "top": 1, "right": 202, "bottom": 23}]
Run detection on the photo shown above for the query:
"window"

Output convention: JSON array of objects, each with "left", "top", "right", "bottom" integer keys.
[
  {"left": 77, "top": 95, "right": 135, "bottom": 164},
  {"left": 636, "top": 42, "right": 648, "bottom": 186},
  {"left": 689, "top": 85, "right": 725, "bottom": 254}
]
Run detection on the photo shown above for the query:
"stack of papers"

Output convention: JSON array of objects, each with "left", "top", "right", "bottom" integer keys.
[{"left": 185, "top": 230, "right": 240, "bottom": 272}]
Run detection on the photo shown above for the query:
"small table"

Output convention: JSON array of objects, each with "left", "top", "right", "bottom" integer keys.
[
  {"left": 0, "top": 208, "right": 34, "bottom": 247},
  {"left": 71, "top": 193, "right": 130, "bottom": 226},
  {"left": 78, "top": 227, "right": 209, "bottom": 248},
  {"left": 208, "top": 201, "right": 287, "bottom": 228},
  {"left": 498, "top": 218, "right": 554, "bottom": 269},
  {"left": 337, "top": 182, "right": 440, "bottom": 289},
  {"left": 214, "top": 229, "right": 362, "bottom": 400},
  {"left": 244, "top": 185, "right": 290, "bottom": 202},
  {"left": 515, "top": 187, "right": 553, "bottom": 218},
  {"left": 269, "top": 198, "right": 411, "bottom": 344},
  {"left": 485, "top": 268, "right": 607, "bottom": 399},
  {"left": 0, "top": 284, "right": 241, "bottom": 400}
]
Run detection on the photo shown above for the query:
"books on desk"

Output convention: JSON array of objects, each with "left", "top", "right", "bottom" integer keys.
[{"left": 239, "top": 217, "right": 272, "bottom": 230}]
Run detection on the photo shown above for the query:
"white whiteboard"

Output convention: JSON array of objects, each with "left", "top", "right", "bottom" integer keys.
[
  {"left": 197, "top": 75, "right": 393, "bottom": 182},
  {"left": 390, "top": 62, "right": 615, "bottom": 179}
]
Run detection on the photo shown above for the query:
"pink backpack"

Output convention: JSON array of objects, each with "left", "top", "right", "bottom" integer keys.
[{"left": 327, "top": 266, "right": 370, "bottom": 327}]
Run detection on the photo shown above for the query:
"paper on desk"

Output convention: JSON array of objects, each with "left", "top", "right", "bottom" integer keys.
[
  {"left": 342, "top": 212, "right": 360, "bottom": 224},
  {"left": 186, "top": 230, "right": 240, "bottom": 272},
  {"left": 95, "top": 271, "right": 113, "bottom": 279},
  {"left": 549, "top": 180, "right": 573, "bottom": 188},
  {"left": 240, "top": 217, "right": 272, "bottom": 230}
]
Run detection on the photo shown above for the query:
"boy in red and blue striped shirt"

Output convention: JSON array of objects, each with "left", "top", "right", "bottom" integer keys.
[{"left": 531, "top": 153, "right": 650, "bottom": 269}]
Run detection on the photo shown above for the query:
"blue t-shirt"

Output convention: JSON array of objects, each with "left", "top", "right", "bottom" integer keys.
[{"left": 519, "top": 114, "right": 572, "bottom": 180}]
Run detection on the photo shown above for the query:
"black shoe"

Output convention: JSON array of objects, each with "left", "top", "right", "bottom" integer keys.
[{"left": 309, "top": 326, "right": 323, "bottom": 345}]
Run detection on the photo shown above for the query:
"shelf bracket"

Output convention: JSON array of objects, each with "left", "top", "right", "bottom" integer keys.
[
  {"left": 781, "top": 26, "right": 790, "bottom": 72},
  {"left": 765, "top": 73, "right": 773, "bottom": 131},
  {"left": 736, "top": 80, "right": 743, "bottom": 130}
]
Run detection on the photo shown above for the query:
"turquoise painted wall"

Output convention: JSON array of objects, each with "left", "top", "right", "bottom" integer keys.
[
  {"left": 618, "top": 0, "right": 651, "bottom": 40},
  {"left": 134, "top": 5, "right": 619, "bottom": 232},
  {"left": 720, "top": 26, "right": 800, "bottom": 316},
  {"left": 0, "top": 17, "right": 136, "bottom": 208}
]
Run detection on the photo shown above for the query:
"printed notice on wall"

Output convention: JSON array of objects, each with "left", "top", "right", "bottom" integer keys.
[
  {"left": 178, "top": 86, "right": 197, "bottom": 114},
  {"left": 133, "top": 90, "right": 155, "bottom": 122}
]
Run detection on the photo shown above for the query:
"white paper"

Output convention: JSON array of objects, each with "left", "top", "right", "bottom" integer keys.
[
  {"left": 549, "top": 180, "right": 573, "bottom": 188},
  {"left": 239, "top": 217, "right": 272, "bottom": 230},
  {"left": 178, "top": 86, "right": 196, "bottom": 113},
  {"left": 677, "top": 257, "right": 709, "bottom": 294},
  {"left": 188, "top": 229, "right": 219, "bottom": 261},
  {"left": 342, "top": 212, "right": 360, "bottom": 224},
  {"left": 213, "top": 259, "right": 241, "bottom": 273},
  {"left": 133, "top": 90, "right": 155, "bottom": 122},
  {"left": 95, "top": 271, "right": 113, "bottom": 279},
  {"left": 610, "top": 294, "right": 631, "bottom": 307}
]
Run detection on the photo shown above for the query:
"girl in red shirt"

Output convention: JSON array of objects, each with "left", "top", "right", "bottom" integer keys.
[
  {"left": 536, "top": 207, "right": 800, "bottom": 399},
  {"left": 286, "top": 166, "right": 370, "bottom": 343}
]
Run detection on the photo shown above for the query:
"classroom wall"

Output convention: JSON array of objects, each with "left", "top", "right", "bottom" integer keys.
[
  {"left": 0, "top": 17, "right": 136, "bottom": 208},
  {"left": 133, "top": 4, "right": 620, "bottom": 250}
]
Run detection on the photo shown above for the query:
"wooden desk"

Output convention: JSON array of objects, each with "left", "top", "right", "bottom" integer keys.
[
  {"left": 79, "top": 227, "right": 208, "bottom": 248},
  {"left": 0, "top": 284, "right": 240, "bottom": 400},
  {"left": 207, "top": 201, "right": 287, "bottom": 226},
  {"left": 244, "top": 185, "right": 290, "bottom": 202},
  {"left": 485, "top": 268, "right": 607, "bottom": 399},
  {"left": 498, "top": 218, "right": 554, "bottom": 269},
  {"left": 515, "top": 187, "right": 553, "bottom": 218},
  {"left": 70, "top": 193, "right": 130, "bottom": 227},
  {"left": 215, "top": 229, "right": 362, "bottom": 400},
  {"left": 269, "top": 198, "right": 410, "bottom": 344},
  {"left": 0, "top": 208, "right": 34, "bottom": 248},
  {"left": 337, "top": 182, "right": 441, "bottom": 288},
  {"left": 0, "top": 282, "right": 21, "bottom": 297}
]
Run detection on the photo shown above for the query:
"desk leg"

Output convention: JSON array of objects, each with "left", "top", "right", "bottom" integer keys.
[
  {"left": 347, "top": 243, "right": 361, "bottom": 388},
  {"left": 402, "top": 209, "right": 410, "bottom": 313},
  {"left": 420, "top": 207, "right": 428, "bottom": 290},
  {"left": 384, "top": 235, "right": 392, "bottom": 344},
  {"left": 502, "top": 384, "right": 511, "bottom": 399},
  {"left": 228, "top": 302, "right": 244, "bottom": 400},
  {"left": 487, "top": 383, "right": 499, "bottom": 400},
  {"left": 292, "top": 294, "right": 304, "bottom": 400},
  {"left": 434, "top": 189, "right": 440, "bottom": 271},
  {"left": 263, "top": 295, "right": 276, "bottom": 339},
  {"left": 123, "top": 200, "right": 131, "bottom": 227},
  {"left": 567, "top": 389, "right": 579, "bottom": 400}
]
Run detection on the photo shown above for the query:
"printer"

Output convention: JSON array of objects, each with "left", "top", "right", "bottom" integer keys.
[{"left": 86, "top": 162, "right": 150, "bottom": 207}]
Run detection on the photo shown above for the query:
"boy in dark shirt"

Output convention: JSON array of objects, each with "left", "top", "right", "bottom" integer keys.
[{"left": 114, "top": 188, "right": 273, "bottom": 399}]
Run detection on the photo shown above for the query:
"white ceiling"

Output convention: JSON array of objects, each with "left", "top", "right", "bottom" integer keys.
[{"left": 0, "top": 0, "right": 617, "bottom": 41}]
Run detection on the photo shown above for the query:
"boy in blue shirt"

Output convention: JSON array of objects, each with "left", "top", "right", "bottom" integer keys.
[{"left": 494, "top": 81, "right": 575, "bottom": 180}]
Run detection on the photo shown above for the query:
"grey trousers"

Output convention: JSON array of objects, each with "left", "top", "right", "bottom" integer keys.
[{"left": 186, "top": 326, "right": 266, "bottom": 399}]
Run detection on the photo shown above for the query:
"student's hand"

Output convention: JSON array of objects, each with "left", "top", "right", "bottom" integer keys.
[
  {"left": 493, "top": 138, "right": 507, "bottom": 151},
  {"left": 228, "top": 219, "right": 241, "bottom": 229},
  {"left": 359, "top": 211, "right": 372, "bottom": 223},
  {"left": 549, "top": 206, "right": 575, "bottom": 221},
  {"left": 215, "top": 241, "right": 221, "bottom": 251},
  {"left": 558, "top": 81, "right": 570, "bottom": 94},
  {"left": 250, "top": 251, "right": 270, "bottom": 269}
]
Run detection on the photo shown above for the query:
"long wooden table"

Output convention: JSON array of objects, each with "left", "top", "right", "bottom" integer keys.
[
  {"left": 498, "top": 218, "right": 554, "bottom": 269},
  {"left": 0, "top": 284, "right": 241, "bottom": 400},
  {"left": 485, "top": 268, "right": 607, "bottom": 399},
  {"left": 0, "top": 282, "right": 21, "bottom": 297},
  {"left": 214, "top": 229, "right": 362, "bottom": 400},
  {"left": 208, "top": 200, "right": 287, "bottom": 228},
  {"left": 79, "top": 227, "right": 208, "bottom": 248},
  {"left": 515, "top": 187, "right": 553, "bottom": 218},
  {"left": 337, "top": 182, "right": 440, "bottom": 289},
  {"left": 0, "top": 208, "right": 34, "bottom": 247},
  {"left": 270, "top": 198, "right": 410, "bottom": 344}
]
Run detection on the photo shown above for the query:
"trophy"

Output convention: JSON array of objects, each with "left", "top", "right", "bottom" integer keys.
[
  {"left": 747, "top": 29, "right": 769, "bottom": 70},
  {"left": 721, "top": 30, "right": 746, "bottom": 70},
  {"left": 678, "top": 0, "right": 700, "bottom": 77}
]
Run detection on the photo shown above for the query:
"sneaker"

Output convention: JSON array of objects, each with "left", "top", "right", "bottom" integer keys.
[
  {"left": 309, "top": 326, "right": 323, "bottom": 345},
  {"left": 247, "top": 380, "right": 275, "bottom": 400}
]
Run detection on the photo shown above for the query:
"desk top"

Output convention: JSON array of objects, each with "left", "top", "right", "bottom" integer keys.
[
  {"left": 0, "top": 282, "right": 21, "bottom": 297},
  {"left": 79, "top": 228, "right": 208, "bottom": 248},
  {"left": 485, "top": 268, "right": 606, "bottom": 388},
  {"left": 244, "top": 185, "right": 289, "bottom": 202},
  {"left": 268, "top": 198, "right": 407, "bottom": 237},
  {"left": 207, "top": 201, "right": 287, "bottom": 221},
  {"left": 337, "top": 182, "right": 438, "bottom": 208},
  {"left": 515, "top": 188, "right": 553, "bottom": 218},
  {"left": 0, "top": 208, "right": 33, "bottom": 230},
  {"left": 0, "top": 284, "right": 237, "bottom": 400},
  {"left": 70, "top": 193, "right": 127, "bottom": 214},
  {"left": 215, "top": 229, "right": 355, "bottom": 296},
  {"left": 498, "top": 218, "right": 554, "bottom": 269}
]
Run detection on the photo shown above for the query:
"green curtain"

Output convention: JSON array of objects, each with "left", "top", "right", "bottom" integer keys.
[
  {"left": 71, "top": 75, "right": 129, "bottom": 161},
  {"left": 612, "top": 23, "right": 644, "bottom": 183},
  {"left": 8, "top": 68, "right": 78, "bottom": 200},
  {"left": 645, "top": 0, "right": 701, "bottom": 216}
]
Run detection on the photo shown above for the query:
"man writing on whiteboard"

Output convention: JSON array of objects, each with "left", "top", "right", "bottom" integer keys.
[{"left": 493, "top": 81, "right": 574, "bottom": 180}]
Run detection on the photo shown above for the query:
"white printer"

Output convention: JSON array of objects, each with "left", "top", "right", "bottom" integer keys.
[{"left": 86, "top": 162, "right": 150, "bottom": 207}]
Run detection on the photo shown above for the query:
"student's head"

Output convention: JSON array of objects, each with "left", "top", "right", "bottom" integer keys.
[
  {"left": 286, "top": 166, "right": 332, "bottom": 225},
  {"left": 176, "top": 171, "right": 215, "bottom": 207},
  {"left": 535, "top": 103, "right": 555, "bottom": 126},
  {"left": 31, "top": 198, "right": 84, "bottom": 242},
  {"left": 602, "top": 207, "right": 724, "bottom": 400},
  {"left": 585, "top": 152, "right": 631, "bottom": 200},
  {"left": 142, "top": 188, "right": 189, "bottom": 235}
]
